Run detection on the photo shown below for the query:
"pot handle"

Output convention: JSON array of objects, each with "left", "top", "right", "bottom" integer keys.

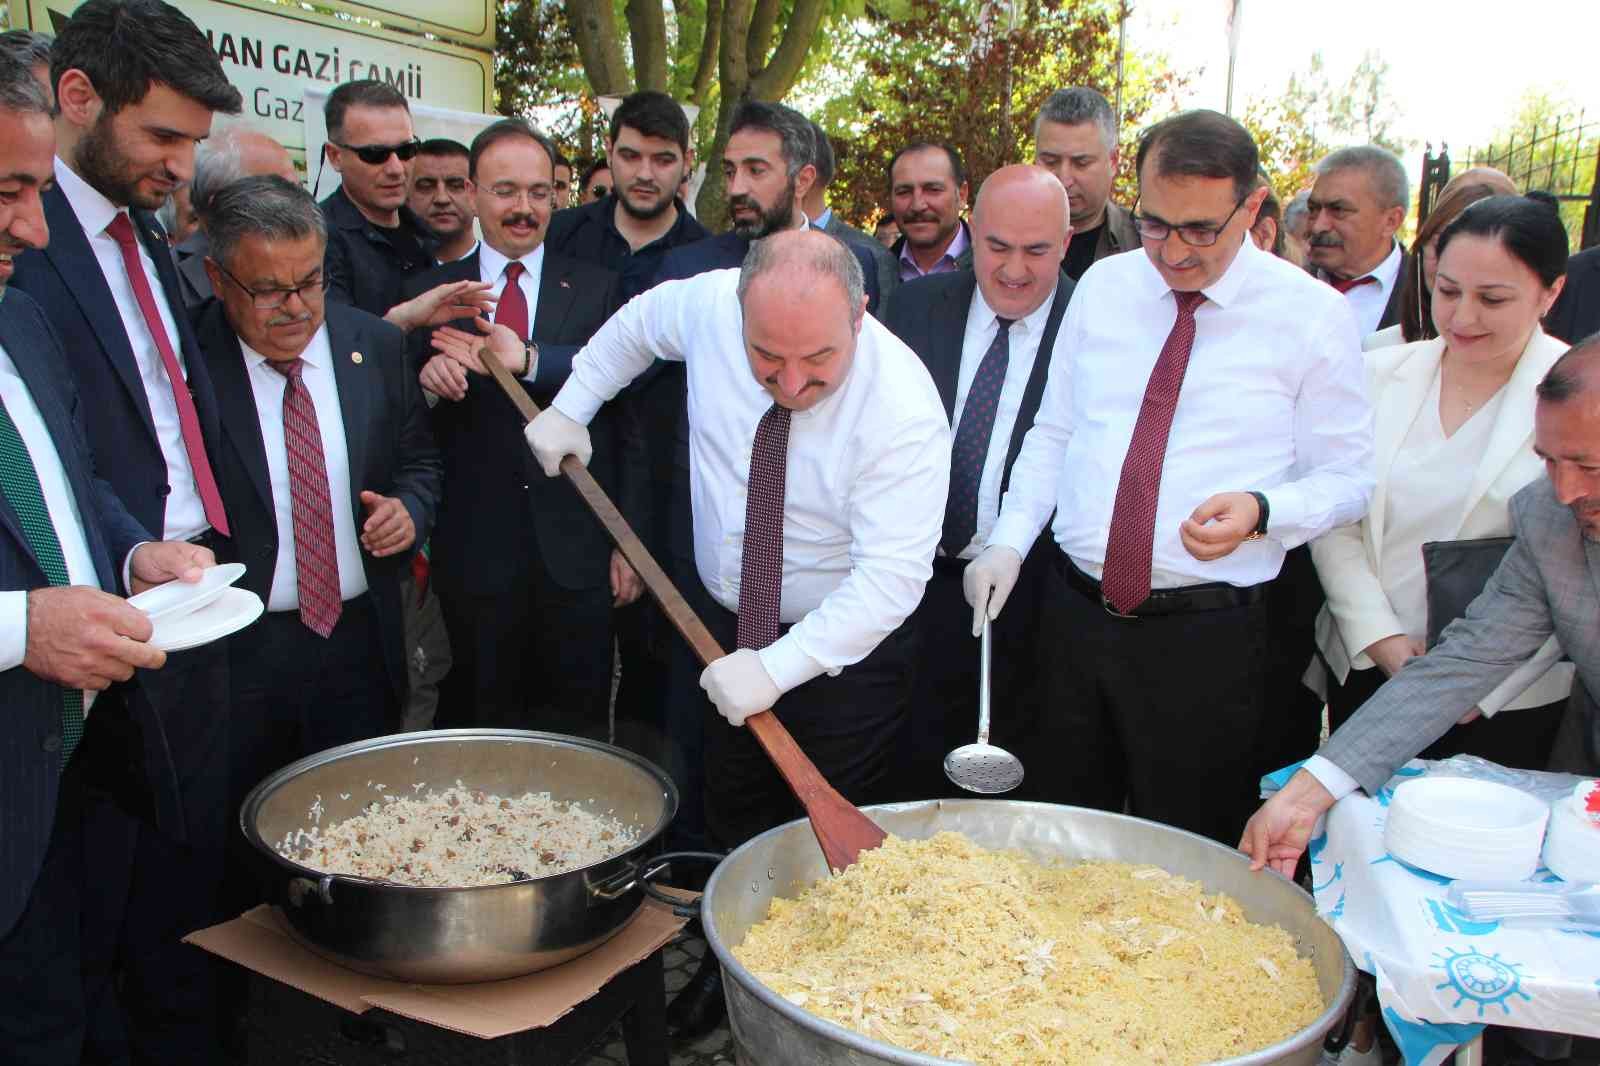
[
  {"left": 287, "top": 874, "right": 335, "bottom": 908},
  {"left": 633, "top": 850, "right": 726, "bottom": 918}
]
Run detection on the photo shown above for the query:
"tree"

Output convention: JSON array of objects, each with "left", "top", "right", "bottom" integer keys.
[
  {"left": 1468, "top": 89, "right": 1598, "bottom": 249},
  {"left": 812, "top": 0, "right": 1186, "bottom": 226}
]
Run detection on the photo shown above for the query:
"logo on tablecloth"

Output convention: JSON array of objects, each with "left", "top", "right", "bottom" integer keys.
[{"left": 1432, "top": 948, "right": 1531, "bottom": 1016}]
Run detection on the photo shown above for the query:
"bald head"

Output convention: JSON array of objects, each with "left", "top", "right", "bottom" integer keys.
[
  {"left": 1539, "top": 335, "right": 1600, "bottom": 406},
  {"left": 971, "top": 164, "right": 1071, "bottom": 319},
  {"left": 192, "top": 126, "right": 298, "bottom": 224},
  {"left": 1535, "top": 336, "right": 1600, "bottom": 539},
  {"left": 737, "top": 229, "right": 867, "bottom": 411}
]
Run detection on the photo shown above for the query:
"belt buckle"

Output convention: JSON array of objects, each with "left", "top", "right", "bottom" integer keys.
[{"left": 1099, "top": 593, "right": 1139, "bottom": 620}]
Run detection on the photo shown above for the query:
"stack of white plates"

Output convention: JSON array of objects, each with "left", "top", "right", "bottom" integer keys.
[
  {"left": 1543, "top": 779, "right": 1600, "bottom": 884},
  {"left": 1384, "top": 777, "right": 1549, "bottom": 881},
  {"left": 128, "top": 563, "right": 263, "bottom": 651}
]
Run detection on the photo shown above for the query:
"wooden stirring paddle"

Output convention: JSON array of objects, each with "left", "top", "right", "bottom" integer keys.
[{"left": 480, "top": 354, "right": 888, "bottom": 872}]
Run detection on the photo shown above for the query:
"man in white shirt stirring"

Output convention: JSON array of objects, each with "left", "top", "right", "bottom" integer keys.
[{"left": 966, "top": 110, "right": 1374, "bottom": 844}]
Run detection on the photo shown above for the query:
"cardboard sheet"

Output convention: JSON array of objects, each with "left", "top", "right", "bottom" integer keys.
[{"left": 185, "top": 891, "right": 693, "bottom": 1039}]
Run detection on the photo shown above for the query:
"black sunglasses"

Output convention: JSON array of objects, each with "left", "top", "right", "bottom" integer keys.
[{"left": 336, "top": 139, "right": 422, "bottom": 166}]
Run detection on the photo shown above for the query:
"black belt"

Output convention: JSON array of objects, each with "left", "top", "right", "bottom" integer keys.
[
  {"left": 187, "top": 528, "right": 225, "bottom": 552},
  {"left": 931, "top": 554, "right": 969, "bottom": 576},
  {"left": 1056, "top": 554, "right": 1265, "bottom": 618}
]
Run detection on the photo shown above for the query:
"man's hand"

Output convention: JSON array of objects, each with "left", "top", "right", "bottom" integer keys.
[
  {"left": 359, "top": 491, "right": 416, "bottom": 557},
  {"left": 385, "top": 280, "right": 496, "bottom": 333},
  {"left": 610, "top": 549, "right": 642, "bottom": 607},
  {"left": 1179, "top": 492, "right": 1262, "bottom": 562},
  {"left": 129, "top": 540, "right": 213, "bottom": 594},
  {"left": 419, "top": 354, "right": 470, "bottom": 402},
  {"left": 1364, "top": 634, "right": 1425, "bottom": 678},
  {"left": 25, "top": 586, "right": 166, "bottom": 688},
  {"left": 524, "top": 408, "right": 592, "bottom": 477},
  {"left": 1238, "top": 768, "right": 1337, "bottom": 878},
  {"left": 431, "top": 316, "right": 526, "bottom": 377},
  {"left": 962, "top": 545, "right": 1023, "bottom": 637},
  {"left": 700, "top": 649, "right": 781, "bottom": 727}
]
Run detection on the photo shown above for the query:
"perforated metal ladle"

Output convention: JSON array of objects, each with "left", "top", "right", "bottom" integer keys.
[{"left": 943, "top": 616, "right": 1025, "bottom": 794}]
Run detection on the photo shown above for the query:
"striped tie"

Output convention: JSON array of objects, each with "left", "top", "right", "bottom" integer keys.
[
  {"left": 270, "top": 359, "right": 342, "bottom": 637},
  {"left": 0, "top": 396, "right": 84, "bottom": 765}
]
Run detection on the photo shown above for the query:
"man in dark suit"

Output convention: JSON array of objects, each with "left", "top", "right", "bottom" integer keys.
[
  {"left": 8, "top": 3, "right": 244, "bottom": 1058},
  {"left": 1547, "top": 243, "right": 1600, "bottom": 344},
  {"left": 172, "top": 125, "right": 298, "bottom": 308},
  {"left": 0, "top": 54, "right": 215, "bottom": 1064},
  {"left": 803, "top": 120, "right": 899, "bottom": 309},
  {"left": 410, "top": 119, "right": 636, "bottom": 736},
  {"left": 1306, "top": 145, "right": 1411, "bottom": 334},
  {"left": 882, "top": 166, "right": 1075, "bottom": 801}
]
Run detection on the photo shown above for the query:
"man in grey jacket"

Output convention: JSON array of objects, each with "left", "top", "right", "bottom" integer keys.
[{"left": 1241, "top": 334, "right": 1600, "bottom": 877}]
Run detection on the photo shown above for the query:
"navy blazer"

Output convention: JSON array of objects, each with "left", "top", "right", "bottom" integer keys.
[
  {"left": 196, "top": 301, "right": 442, "bottom": 706},
  {"left": 1547, "top": 245, "right": 1600, "bottom": 346},
  {"left": 0, "top": 290, "right": 160, "bottom": 940},
  {"left": 11, "top": 184, "right": 225, "bottom": 542}
]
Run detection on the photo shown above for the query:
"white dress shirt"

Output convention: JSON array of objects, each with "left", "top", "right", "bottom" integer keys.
[
  {"left": 0, "top": 338, "right": 104, "bottom": 713},
  {"left": 989, "top": 235, "right": 1374, "bottom": 588},
  {"left": 947, "top": 287, "right": 1054, "bottom": 560},
  {"left": 552, "top": 268, "right": 950, "bottom": 694},
  {"left": 478, "top": 240, "right": 544, "bottom": 338},
  {"left": 54, "top": 158, "right": 206, "bottom": 542},
  {"left": 1341, "top": 240, "right": 1404, "bottom": 336},
  {"left": 241, "top": 328, "right": 368, "bottom": 611}
]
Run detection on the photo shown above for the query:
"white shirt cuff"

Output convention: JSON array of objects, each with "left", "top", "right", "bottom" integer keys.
[
  {"left": 1303, "top": 754, "right": 1361, "bottom": 801},
  {"left": 552, "top": 375, "right": 605, "bottom": 426},
  {"left": 758, "top": 634, "right": 829, "bottom": 695},
  {"left": 0, "top": 590, "right": 28, "bottom": 672},
  {"left": 122, "top": 543, "right": 147, "bottom": 597}
]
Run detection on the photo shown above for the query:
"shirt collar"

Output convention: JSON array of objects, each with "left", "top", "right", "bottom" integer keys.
[
  {"left": 479, "top": 240, "right": 546, "bottom": 285},
  {"left": 54, "top": 155, "right": 120, "bottom": 239},
  {"left": 814, "top": 206, "right": 834, "bottom": 230},
  {"left": 1373, "top": 240, "right": 1404, "bottom": 289},
  {"left": 241, "top": 322, "right": 332, "bottom": 372},
  {"left": 1134, "top": 230, "right": 1256, "bottom": 310},
  {"left": 971, "top": 278, "right": 1056, "bottom": 339},
  {"left": 898, "top": 221, "right": 969, "bottom": 274}
]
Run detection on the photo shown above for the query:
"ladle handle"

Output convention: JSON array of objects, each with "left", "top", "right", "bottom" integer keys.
[{"left": 977, "top": 616, "right": 992, "bottom": 745}]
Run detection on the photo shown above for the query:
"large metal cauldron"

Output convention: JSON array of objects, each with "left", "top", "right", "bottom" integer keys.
[
  {"left": 241, "top": 729, "right": 677, "bottom": 983},
  {"left": 704, "top": 800, "right": 1355, "bottom": 1066}
]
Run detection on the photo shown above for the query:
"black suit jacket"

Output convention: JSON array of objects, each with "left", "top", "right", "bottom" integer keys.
[
  {"left": 1376, "top": 252, "right": 1410, "bottom": 332},
  {"left": 0, "top": 290, "right": 161, "bottom": 939},
  {"left": 12, "top": 185, "right": 226, "bottom": 542},
  {"left": 172, "top": 229, "right": 214, "bottom": 309},
  {"left": 403, "top": 250, "right": 632, "bottom": 594},
  {"left": 1548, "top": 245, "right": 1600, "bottom": 345},
  {"left": 320, "top": 186, "right": 440, "bottom": 318},
  {"left": 196, "top": 302, "right": 442, "bottom": 703}
]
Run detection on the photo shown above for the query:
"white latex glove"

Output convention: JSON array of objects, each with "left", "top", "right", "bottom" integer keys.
[
  {"left": 524, "top": 407, "right": 592, "bottom": 477},
  {"left": 699, "top": 648, "right": 781, "bottom": 727},
  {"left": 962, "top": 545, "right": 1023, "bottom": 637}
]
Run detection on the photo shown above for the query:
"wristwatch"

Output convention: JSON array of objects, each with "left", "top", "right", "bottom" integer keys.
[
  {"left": 1245, "top": 491, "right": 1270, "bottom": 541},
  {"left": 521, "top": 339, "right": 538, "bottom": 378}
]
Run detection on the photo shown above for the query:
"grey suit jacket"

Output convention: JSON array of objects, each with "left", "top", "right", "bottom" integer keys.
[
  {"left": 1322, "top": 476, "right": 1600, "bottom": 791},
  {"left": 824, "top": 213, "right": 899, "bottom": 313}
]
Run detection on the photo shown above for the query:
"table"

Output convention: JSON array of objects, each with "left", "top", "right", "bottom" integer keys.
[
  {"left": 1288, "top": 760, "right": 1600, "bottom": 1066},
  {"left": 240, "top": 946, "right": 668, "bottom": 1065}
]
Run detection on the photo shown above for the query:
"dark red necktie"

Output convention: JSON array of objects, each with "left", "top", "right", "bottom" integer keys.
[
  {"left": 737, "top": 403, "right": 792, "bottom": 651},
  {"left": 1328, "top": 274, "right": 1378, "bottom": 294},
  {"left": 105, "top": 212, "right": 229, "bottom": 536},
  {"left": 270, "top": 359, "right": 341, "bottom": 638},
  {"left": 1101, "top": 290, "right": 1206, "bottom": 614},
  {"left": 495, "top": 261, "right": 529, "bottom": 339}
]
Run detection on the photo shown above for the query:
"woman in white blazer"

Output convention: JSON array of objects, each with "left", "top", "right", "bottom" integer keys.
[{"left": 1313, "top": 195, "right": 1573, "bottom": 767}]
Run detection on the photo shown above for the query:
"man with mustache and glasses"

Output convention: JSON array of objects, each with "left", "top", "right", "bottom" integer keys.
[
  {"left": 887, "top": 141, "right": 972, "bottom": 281},
  {"left": 1306, "top": 145, "right": 1410, "bottom": 336},
  {"left": 966, "top": 110, "right": 1372, "bottom": 848},
  {"left": 406, "top": 119, "right": 640, "bottom": 741},
  {"left": 408, "top": 138, "right": 477, "bottom": 264},
  {"left": 10, "top": 2, "right": 245, "bottom": 1059}
]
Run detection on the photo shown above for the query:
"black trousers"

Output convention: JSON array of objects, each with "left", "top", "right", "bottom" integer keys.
[
  {"left": 696, "top": 585, "right": 918, "bottom": 851},
  {"left": 1328, "top": 662, "right": 1566, "bottom": 769},
  {"left": 435, "top": 542, "right": 612, "bottom": 737},
  {"left": 1255, "top": 545, "right": 1327, "bottom": 775},
  {"left": 891, "top": 552, "right": 1050, "bottom": 803},
  {"left": 1037, "top": 555, "right": 1272, "bottom": 845},
  {"left": 80, "top": 643, "right": 229, "bottom": 1066}
]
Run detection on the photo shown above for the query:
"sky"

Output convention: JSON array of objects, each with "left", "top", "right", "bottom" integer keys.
[{"left": 1129, "top": 0, "right": 1600, "bottom": 171}]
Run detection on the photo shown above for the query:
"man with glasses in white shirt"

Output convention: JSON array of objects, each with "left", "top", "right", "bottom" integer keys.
[{"left": 966, "top": 109, "right": 1374, "bottom": 845}]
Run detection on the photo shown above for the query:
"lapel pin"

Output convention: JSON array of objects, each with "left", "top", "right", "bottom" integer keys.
[
  {"left": 352, "top": 351, "right": 363, "bottom": 364},
  {"left": 560, "top": 279, "right": 571, "bottom": 289}
]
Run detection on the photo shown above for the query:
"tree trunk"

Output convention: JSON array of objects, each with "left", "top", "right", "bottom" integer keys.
[
  {"left": 689, "top": 0, "right": 723, "bottom": 106},
  {"left": 748, "top": 0, "right": 827, "bottom": 99},
  {"left": 745, "top": 0, "right": 781, "bottom": 74},
  {"left": 564, "top": 0, "right": 632, "bottom": 96},
  {"left": 695, "top": 0, "right": 754, "bottom": 228},
  {"left": 625, "top": 0, "right": 670, "bottom": 92}
]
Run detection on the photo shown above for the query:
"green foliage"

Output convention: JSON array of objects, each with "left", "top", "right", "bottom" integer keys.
[{"left": 1468, "top": 89, "right": 1598, "bottom": 249}]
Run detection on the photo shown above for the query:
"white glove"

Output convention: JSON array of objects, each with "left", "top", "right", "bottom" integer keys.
[
  {"left": 699, "top": 649, "right": 781, "bottom": 727},
  {"left": 962, "top": 545, "right": 1023, "bottom": 636},
  {"left": 524, "top": 407, "right": 592, "bottom": 477}
]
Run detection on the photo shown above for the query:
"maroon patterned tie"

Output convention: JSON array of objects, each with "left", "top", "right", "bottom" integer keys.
[
  {"left": 105, "top": 212, "right": 230, "bottom": 536},
  {"left": 1101, "top": 290, "right": 1207, "bottom": 614},
  {"left": 736, "top": 403, "right": 792, "bottom": 651},
  {"left": 270, "top": 359, "right": 342, "bottom": 637},
  {"left": 495, "top": 261, "right": 529, "bottom": 339},
  {"left": 1328, "top": 274, "right": 1378, "bottom": 294}
]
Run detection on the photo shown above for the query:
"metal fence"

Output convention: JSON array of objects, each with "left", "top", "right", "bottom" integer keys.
[{"left": 1419, "top": 111, "right": 1600, "bottom": 249}]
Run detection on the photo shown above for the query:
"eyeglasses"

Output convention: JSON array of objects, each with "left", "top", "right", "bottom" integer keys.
[
  {"left": 1131, "top": 196, "right": 1249, "bottom": 247},
  {"left": 212, "top": 260, "right": 330, "bottom": 310},
  {"left": 335, "top": 139, "right": 421, "bottom": 166}
]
